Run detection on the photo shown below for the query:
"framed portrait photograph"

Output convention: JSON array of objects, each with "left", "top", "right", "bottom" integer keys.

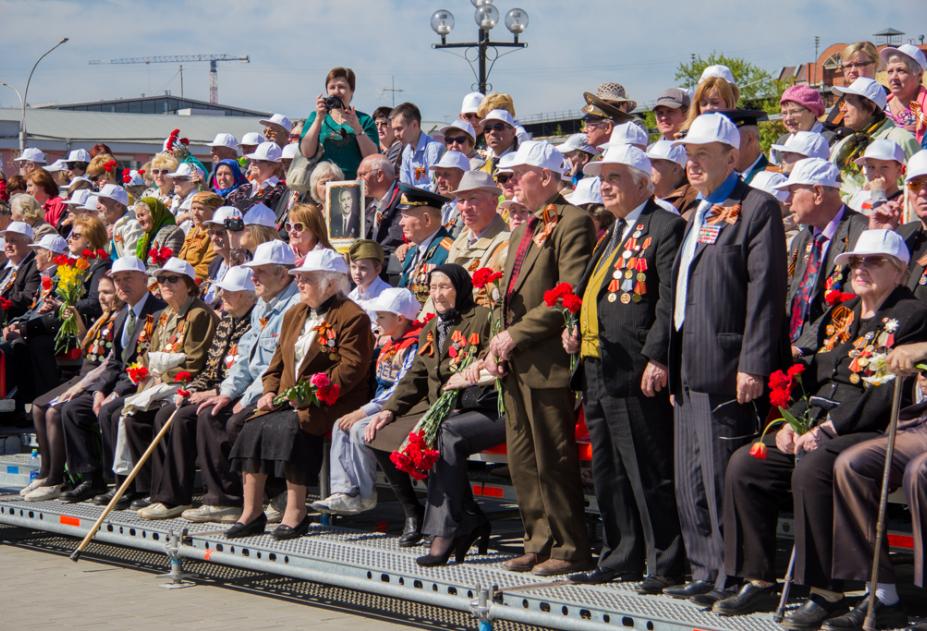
[{"left": 324, "top": 179, "right": 366, "bottom": 251}]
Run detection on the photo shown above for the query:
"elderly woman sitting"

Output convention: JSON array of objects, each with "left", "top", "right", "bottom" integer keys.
[
  {"left": 225, "top": 249, "right": 374, "bottom": 540},
  {"left": 365, "top": 264, "right": 498, "bottom": 566},
  {"left": 178, "top": 191, "right": 221, "bottom": 280},
  {"left": 212, "top": 158, "right": 247, "bottom": 201},
  {"left": 881, "top": 44, "right": 927, "bottom": 147},
  {"left": 134, "top": 197, "right": 183, "bottom": 272},
  {"left": 144, "top": 152, "right": 178, "bottom": 206},
  {"left": 714, "top": 229, "right": 927, "bottom": 626},
  {"left": 118, "top": 258, "right": 218, "bottom": 510},
  {"left": 778, "top": 84, "right": 827, "bottom": 138},
  {"left": 10, "top": 193, "right": 56, "bottom": 240}
]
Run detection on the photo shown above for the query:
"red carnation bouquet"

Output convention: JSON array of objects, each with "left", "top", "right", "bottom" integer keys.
[
  {"left": 148, "top": 246, "right": 173, "bottom": 267},
  {"left": 273, "top": 371, "right": 341, "bottom": 408},
  {"left": 472, "top": 267, "right": 506, "bottom": 417},
  {"left": 544, "top": 281, "right": 583, "bottom": 372},
  {"left": 174, "top": 371, "right": 193, "bottom": 399},
  {"left": 126, "top": 362, "right": 150, "bottom": 385},
  {"left": 748, "top": 363, "right": 813, "bottom": 460}
]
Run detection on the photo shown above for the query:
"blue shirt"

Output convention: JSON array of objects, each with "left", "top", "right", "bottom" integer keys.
[
  {"left": 400, "top": 132, "right": 445, "bottom": 192},
  {"left": 699, "top": 171, "right": 740, "bottom": 205}
]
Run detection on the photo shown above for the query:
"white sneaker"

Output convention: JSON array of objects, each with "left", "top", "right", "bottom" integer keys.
[
  {"left": 326, "top": 493, "right": 377, "bottom": 515},
  {"left": 181, "top": 505, "right": 242, "bottom": 524},
  {"left": 138, "top": 503, "right": 192, "bottom": 520},
  {"left": 20, "top": 477, "right": 47, "bottom": 496},
  {"left": 24, "top": 484, "right": 62, "bottom": 502},
  {"left": 310, "top": 493, "right": 348, "bottom": 513},
  {"left": 264, "top": 492, "right": 286, "bottom": 524}
]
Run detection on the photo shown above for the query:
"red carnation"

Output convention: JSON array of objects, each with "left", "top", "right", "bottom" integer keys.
[
  {"left": 174, "top": 371, "right": 193, "bottom": 384},
  {"left": 0, "top": 297, "right": 12, "bottom": 311},
  {"left": 768, "top": 369, "right": 791, "bottom": 390},
  {"left": 316, "top": 383, "right": 340, "bottom": 406},
  {"left": 562, "top": 293, "right": 583, "bottom": 314},
  {"left": 103, "top": 159, "right": 117, "bottom": 173},
  {"left": 749, "top": 442, "right": 768, "bottom": 460},
  {"left": 81, "top": 248, "right": 94, "bottom": 258},
  {"left": 127, "top": 365, "right": 150, "bottom": 385},
  {"left": 787, "top": 364, "right": 805, "bottom": 378},
  {"left": 53, "top": 254, "right": 70, "bottom": 266},
  {"left": 41, "top": 275, "right": 53, "bottom": 291},
  {"left": 137, "top": 169, "right": 145, "bottom": 175},
  {"left": 472, "top": 267, "right": 503, "bottom": 289},
  {"left": 769, "top": 388, "right": 791, "bottom": 408},
  {"left": 96, "top": 249, "right": 108, "bottom": 260},
  {"left": 176, "top": 388, "right": 191, "bottom": 399},
  {"left": 122, "top": 172, "right": 132, "bottom": 184}
]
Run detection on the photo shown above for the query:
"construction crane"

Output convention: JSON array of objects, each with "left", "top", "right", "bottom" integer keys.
[{"left": 88, "top": 54, "right": 250, "bottom": 105}]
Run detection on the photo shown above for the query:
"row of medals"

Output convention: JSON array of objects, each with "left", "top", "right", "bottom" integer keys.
[{"left": 608, "top": 226, "right": 652, "bottom": 305}]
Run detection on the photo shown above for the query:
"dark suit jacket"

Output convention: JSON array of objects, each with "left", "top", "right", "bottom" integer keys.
[
  {"left": 262, "top": 296, "right": 374, "bottom": 436},
  {"left": 2, "top": 251, "right": 40, "bottom": 318},
  {"left": 87, "top": 293, "right": 166, "bottom": 397},
  {"left": 366, "top": 180, "right": 404, "bottom": 255},
  {"left": 786, "top": 207, "right": 868, "bottom": 339},
  {"left": 668, "top": 179, "right": 789, "bottom": 396},
  {"left": 575, "top": 200, "right": 684, "bottom": 397},
  {"left": 501, "top": 196, "right": 596, "bottom": 389},
  {"left": 899, "top": 221, "right": 927, "bottom": 301}
]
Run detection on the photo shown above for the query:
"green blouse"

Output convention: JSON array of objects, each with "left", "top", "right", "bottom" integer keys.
[{"left": 301, "top": 110, "right": 378, "bottom": 179}]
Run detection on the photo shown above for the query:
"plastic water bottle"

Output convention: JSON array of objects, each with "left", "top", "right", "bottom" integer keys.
[{"left": 29, "top": 449, "right": 39, "bottom": 481}]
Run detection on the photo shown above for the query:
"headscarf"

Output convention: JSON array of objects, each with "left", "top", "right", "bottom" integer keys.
[
  {"left": 134, "top": 197, "right": 176, "bottom": 260},
  {"left": 212, "top": 158, "right": 247, "bottom": 197},
  {"left": 429, "top": 263, "right": 475, "bottom": 350}
]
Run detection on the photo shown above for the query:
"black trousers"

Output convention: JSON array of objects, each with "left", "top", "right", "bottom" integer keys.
[
  {"left": 723, "top": 431, "right": 878, "bottom": 587},
  {"left": 584, "top": 359, "right": 685, "bottom": 579},
  {"left": 149, "top": 402, "right": 199, "bottom": 506},
  {"left": 60, "top": 392, "right": 125, "bottom": 479},
  {"left": 122, "top": 405, "right": 168, "bottom": 497},
  {"left": 195, "top": 400, "right": 254, "bottom": 506},
  {"left": 423, "top": 410, "right": 505, "bottom": 538}
]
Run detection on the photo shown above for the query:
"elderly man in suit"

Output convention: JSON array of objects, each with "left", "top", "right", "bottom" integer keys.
[
  {"left": 59, "top": 256, "right": 166, "bottom": 504},
  {"left": 664, "top": 113, "right": 788, "bottom": 605},
  {"left": 564, "top": 144, "right": 686, "bottom": 591},
  {"left": 486, "top": 140, "right": 596, "bottom": 576},
  {"left": 0, "top": 222, "right": 40, "bottom": 319}
]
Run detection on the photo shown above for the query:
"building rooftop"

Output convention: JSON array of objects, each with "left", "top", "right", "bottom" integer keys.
[{"left": 37, "top": 94, "right": 270, "bottom": 118}]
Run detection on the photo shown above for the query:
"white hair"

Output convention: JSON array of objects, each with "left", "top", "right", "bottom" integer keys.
[
  {"left": 887, "top": 53, "right": 923, "bottom": 76},
  {"left": 363, "top": 154, "right": 396, "bottom": 180},
  {"left": 630, "top": 169, "right": 655, "bottom": 195},
  {"left": 312, "top": 270, "right": 351, "bottom": 296},
  {"left": 309, "top": 161, "right": 345, "bottom": 203}
]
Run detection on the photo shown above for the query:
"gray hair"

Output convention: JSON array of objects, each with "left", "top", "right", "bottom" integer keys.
[
  {"left": 362, "top": 154, "right": 396, "bottom": 180},
  {"left": 308, "top": 269, "right": 351, "bottom": 296},
  {"left": 886, "top": 53, "right": 924, "bottom": 76},
  {"left": 630, "top": 169, "right": 655, "bottom": 195},
  {"left": 11, "top": 193, "right": 43, "bottom": 223},
  {"left": 309, "top": 161, "right": 346, "bottom": 203}
]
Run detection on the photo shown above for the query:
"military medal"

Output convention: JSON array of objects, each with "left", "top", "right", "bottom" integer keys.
[
  {"left": 620, "top": 293, "right": 631, "bottom": 304},
  {"left": 698, "top": 224, "right": 721, "bottom": 244},
  {"left": 607, "top": 293, "right": 617, "bottom": 303}
]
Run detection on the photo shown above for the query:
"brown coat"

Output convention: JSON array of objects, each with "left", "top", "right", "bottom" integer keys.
[
  {"left": 179, "top": 225, "right": 217, "bottom": 280},
  {"left": 145, "top": 297, "right": 219, "bottom": 382},
  {"left": 262, "top": 296, "right": 374, "bottom": 436}
]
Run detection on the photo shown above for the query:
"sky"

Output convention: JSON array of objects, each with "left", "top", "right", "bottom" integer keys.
[{"left": 0, "top": 0, "right": 924, "bottom": 124}]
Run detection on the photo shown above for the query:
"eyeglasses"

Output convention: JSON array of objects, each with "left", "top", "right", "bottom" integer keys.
[
  {"left": 495, "top": 173, "right": 513, "bottom": 184},
  {"left": 483, "top": 122, "right": 511, "bottom": 133},
  {"left": 445, "top": 135, "right": 470, "bottom": 145},
  {"left": 581, "top": 120, "right": 609, "bottom": 130},
  {"left": 151, "top": 169, "right": 169, "bottom": 175},
  {"left": 842, "top": 61, "right": 874, "bottom": 71},
  {"left": 374, "top": 120, "right": 390, "bottom": 128},
  {"left": 67, "top": 232, "right": 83, "bottom": 240},
  {"left": 285, "top": 221, "right": 305, "bottom": 233},
  {"left": 907, "top": 178, "right": 927, "bottom": 194},
  {"left": 848, "top": 255, "right": 892, "bottom": 269},
  {"left": 157, "top": 275, "right": 183, "bottom": 284},
  {"left": 780, "top": 107, "right": 809, "bottom": 117}
]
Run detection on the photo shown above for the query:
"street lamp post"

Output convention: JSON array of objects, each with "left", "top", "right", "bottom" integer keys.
[
  {"left": 431, "top": 1, "right": 528, "bottom": 94},
  {"left": 20, "top": 37, "right": 69, "bottom": 152}
]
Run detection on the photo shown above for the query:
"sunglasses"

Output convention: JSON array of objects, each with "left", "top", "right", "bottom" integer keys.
[
  {"left": 848, "top": 255, "right": 892, "bottom": 269},
  {"left": 157, "top": 275, "right": 183, "bottom": 284},
  {"left": 67, "top": 232, "right": 83, "bottom": 240},
  {"left": 483, "top": 122, "right": 511, "bottom": 133},
  {"left": 284, "top": 221, "right": 305, "bottom": 233},
  {"left": 445, "top": 135, "right": 470, "bottom": 145},
  {"left": 151, "top": 169, "right": 170, "bottom": 175},
  {"left": 495, "top": 173, "right": 513, "bottom": 184}
]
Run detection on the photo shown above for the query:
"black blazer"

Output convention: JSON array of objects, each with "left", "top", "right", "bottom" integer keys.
[
  {"left": 366, "top": 180, "right": 404, "bottom": 255},
  {"left": 668, "top": 179, "right": 789, "bottom": 396},
  {"left": 86, "top": 293, "right": 166, "bottom": 397},
  {"left": 899, "top": 221, "right": 927, "bottom": 301},
  {"left": 2, "top": 251, "right": 40, "bottom": 319},
  {"left": 786, "top": 207, "right": 868, "bottom": 339},
  {"left": 574, "top": 200, "right": 684, "bottom": 396}
]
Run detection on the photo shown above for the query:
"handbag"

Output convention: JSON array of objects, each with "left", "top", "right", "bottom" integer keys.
[{"left": 458, "top": 384, "right": 497, "bottom": 414}]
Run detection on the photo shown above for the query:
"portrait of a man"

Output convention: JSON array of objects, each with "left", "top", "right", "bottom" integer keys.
[{"left": 326, "top": 180, "right": 365, "bottom": 241}]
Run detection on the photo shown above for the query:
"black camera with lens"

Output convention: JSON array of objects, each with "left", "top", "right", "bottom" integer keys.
[
  {"left": 323, "top": 95, "right": 344, "bottom": 111},
  {"left": 224, "top": 217, "right": 245, "bottom": 232}
]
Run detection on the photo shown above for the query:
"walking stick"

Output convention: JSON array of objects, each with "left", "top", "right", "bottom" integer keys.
[
  {"left": 774, "top": 451, "right": 801, "bottom": 623},
  {"left": 70, "top": 403, "right": 184, "bottom": 562},
  {"left": 862, "top": 376, "right": 905, "bottom": 631}
]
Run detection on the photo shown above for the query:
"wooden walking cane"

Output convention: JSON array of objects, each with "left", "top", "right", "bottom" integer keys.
[
  {"left": 70, "top": 402, "right": 185, "bottom": 562},
  {"left": 862, "top": 376, "right": 905, "bottom": 631}
]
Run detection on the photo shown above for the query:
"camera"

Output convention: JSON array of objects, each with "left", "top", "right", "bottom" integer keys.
[
  {"left": 224, "top": 217, "right": 245, "bottom": 232},
  {"left": 323, "top": 95, "right": 344, "bottom": 111}
]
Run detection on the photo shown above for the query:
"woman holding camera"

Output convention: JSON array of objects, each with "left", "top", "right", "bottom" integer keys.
[{"left": 299, "top": 67, "right": 379, "bottom": 180}]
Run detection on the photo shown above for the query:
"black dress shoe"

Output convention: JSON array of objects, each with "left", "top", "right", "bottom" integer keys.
[
  {"left": 664, "top": 580, "right": 714, "bottom": 599},
  {"left": 821, "top": 598, "right": 907, "bottom": 631},
  {"left": 713, "top": 583, "right": 778, "bottom": 616},
  {"left": 60, "top": 480, "right": 106, "bottom": 503},
  {"left": 272, "top": 515, "right": 311, "bottom": 540},
  {"left": 398, "top": 515, "right": 423, "bottom": 547},
  {"left": 782, "top": 594, "right": 849, "bottom": 630},
  {"left": 569, "top": 567, "right": 641, "bottom": 585},
  {"left": 691, "top": 587, "right": 738, "bottom": 608},
  {"left": 225, "top": 514, "right": 267, "bottom": 539},
  {"left": 93, "top": 489, "right": 140, "bottom": 511},
  {"left": 636, "top": 576, "right": 682, "bottom": 595},
  {"left": 129, "top": 496, "right": 151, "bottom": 510}
]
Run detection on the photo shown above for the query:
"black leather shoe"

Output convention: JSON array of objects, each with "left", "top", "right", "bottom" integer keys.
[
  {"left": 821, "top": 598, "right": 907, "bottom": 631},
  {"left": 691, "top": 587, "right": 737, "bottom": 608},
  {"left": 713, "top": 583, "right": 778, "bottom": 616},
  {"left": 272, "top": 515, "right": 311, "bottom": 540},
  {"left": 664, "top": 580, "right": 714, "bottom": 599},
  {"left": 569, "top": 567, "right": 641, "bottom": 585},
  {"left": 782, "top": 594, "right": 849, "bottom": 630},
  {"left": 93, "top": 489, "right": 140, "bottom": 510},
  {"left": 129, "top": 496, "right": 151, "bottom": 510},
  {"left": 61, "top": 480, "right": 106, "bottom": 503},
  {"left": 225, "top": 513, "right": 267, "bottom": 539},
  {"left": 636, "top": 576, "right": 682, "bottom": 595},
  {"left": 398, "top": 515, "right": 423, "bottom": 547}
]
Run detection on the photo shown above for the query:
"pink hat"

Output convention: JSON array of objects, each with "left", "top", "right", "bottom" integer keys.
[{"left": 779, "top": 84, "right": 825, "bottom": 118}]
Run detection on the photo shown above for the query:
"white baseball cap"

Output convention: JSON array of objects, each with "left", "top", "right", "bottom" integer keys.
[
  {"left": 674, "top": 112, "right": 740, "bottom": 149},
  {"left": 239, "top": 132, "right": 263, "bottom": 147},
  {"left": 1, "top": 221, "right": 34, "bottom": 241},
  {"left": 65, "top": 188, "right": 92, "bottom": 207},
  {"left": 835, "top": 228, "right": 910, "bottom": 267},
  {"left": 749, "top": 171, "right": 790, "bottom": 202},
  {"left": 154, "top": 257, "right": 196, "bottom": 281},
  {"left": 460, "top": 91, "right": 485, "bottom": 115},
  {"left": 166, "top": 162, "right": 197, "bottom": 179},
  {"left": 605, "top": 122, "right": 649, "bottom": 149},
  {"left": 214, "top": 265, "right": 256, "bottom": 292},
  {"left": 880, "top": 43, "right": 927, "bottom": 72},
  {"left": 207, "top": 133, "right": 240, "bottom": 153},
  {"left": 204, "top": 205, "right": 244, "bottom": 227},
  {"left": 507, "top": 140, "right": 565, "bottom": 173},
  {"left": 66, "top": 149, "right": 91, "bottom": 163},
  {"left": 646, "top": 139, "right": 688, "bottom": 168},
  {"left": 367, "top": 287, "right": 421, "bottom": 320},
  {"left": 245, "top": 142, "right": 283, "bottom": 163},
  {"left": 29, "top": 233, "right": 68, "bottom": 254},
  {"left": 111, "top": 256, "right": 147, "bottom": 274},
  {"left": 43, "top": 159, "right": 68, "bottom": 173},
  {"left": 450, "top": 170, "right": 501, "bottom": 196},
  {"left": 558, "top": 133, "right": 597, "bottom": 156},
  {"left": 289, "top": 247, "right": 349, "bottom": 275},
  {"left": 79, "top": 194, "right": 100, "bottom": 213},
  {"left": 259, "top": 113, "right": 292, "bottom": 133},
  {"left": 496, "top": 152, "right": 517, "bottom": 173},
  {"left": 774, "top": 157, "right": 841, "bottom": 190},
  {"left": 281, "top": 142, "right": 300, "bottom": 160},
  {"left": 13, "top": 147, "right": 46, "bottom": 164},
  {"left": 832, "top": 77, "right": 887, "bottom": 111},
  {"left": 699, "top": 64, "right": 736, "bottom": 86},
  {"left": 584, "top": 143, "right": 652, "bottom": 178},
  {"left": 854, "top": 138, "right": 906, "bottom": 166},
  {"left": 97, "top": 184, "right": 129, "bottom": 206},
  {"left": 770, "top": 131, "right": 831, "bottom": 161},
  {"left": 442, "top": 119, "right": 477, "bottom": 143},
  {"left": 244, "top": 202, "right": 276, "bottom": 228},
  {"left": 434, "top": 150, "right": 471, "bottom": 172},
  {"left": 906, "top": 150, "right": 927, "bottom": 182},
  {"left": 244, "top": 240, "right": 296, "bottom": 268},
  {"left": 564, "top": 177, "right": 603, "bottom": 206},
  {"left": 482, "top": 109, "right": 516, "bottom": 128}
]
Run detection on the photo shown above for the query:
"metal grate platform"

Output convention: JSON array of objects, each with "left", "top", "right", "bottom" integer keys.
[{"left": 0, "top": 493, "right": 787, "bottom": 631}]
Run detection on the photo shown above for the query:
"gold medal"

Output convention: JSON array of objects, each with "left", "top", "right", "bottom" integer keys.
[
  {"left": 624, "top": 270, "right": 633, "bottom": 279},
  {"left": 632, "top": 294, "right": 642, "bottom": 303},
  {"left": 636, "top": 272, "right": 647, "bottom": 282},
  {"left": 329, "top": 353, "right": 339, "bottom": 361},
  {"left": 607, "top": 293, "right": 617, "bottom": 303},
  {"left": 857, "top": 356, "right": 869, "bottom": 368},
  {"left": 620, "top": 293, "right": 631, "bottom": 304},
  {"left": 849, "top": 373, "right": 860, "bottom": 384}
]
